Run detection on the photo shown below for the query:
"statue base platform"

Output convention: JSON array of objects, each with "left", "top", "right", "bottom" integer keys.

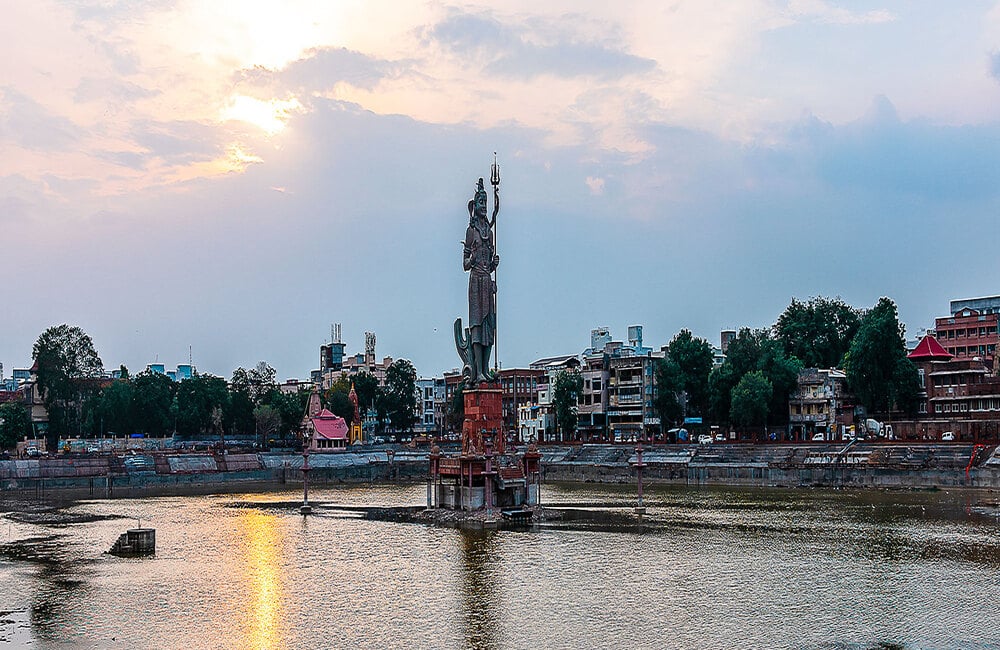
[
  {"left": 462, "top": 383, "right": 504, "bottom": 456},
  {"left": 427, "top": 383, "right": 543, "bottom": 512}
]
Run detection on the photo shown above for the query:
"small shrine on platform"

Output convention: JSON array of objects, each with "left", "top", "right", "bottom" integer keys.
[
  {"left": 428, "top": 157, "right": 541, "bottom": 517},
  {"left": 302, "top": 388, "right": 349, "bottom": 451}
]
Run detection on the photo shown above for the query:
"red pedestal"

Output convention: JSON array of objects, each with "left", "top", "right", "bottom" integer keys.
[{"left": 462, "top": 384, "right": 505, "bottom": 456}]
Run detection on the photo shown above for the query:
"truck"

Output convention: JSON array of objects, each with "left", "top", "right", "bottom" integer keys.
[{"left": 865, "top": 419, "right": 894, "bottom": 440}]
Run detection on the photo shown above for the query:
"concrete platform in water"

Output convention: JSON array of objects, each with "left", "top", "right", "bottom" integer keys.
[{"left": 108, "top": 528, "right": 155, "bottom": 557}]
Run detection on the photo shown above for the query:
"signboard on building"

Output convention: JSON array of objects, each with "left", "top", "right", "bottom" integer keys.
[
  {"left": 684, "top": 417, "right": 703, "bottom": 424},
  {"left": 643, "top": 417, "right": 661, "bottom": 425}
]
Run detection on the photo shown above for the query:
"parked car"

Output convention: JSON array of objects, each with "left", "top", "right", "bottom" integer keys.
[
  {"left": 86, "top": 445, "right": 100, "bottom": 453},
  {"left": 941, "top": 431, "right": 955, "bottom": 442},
  {"left": 25, "top": 446, "right": 40, "bottom": 457},
  {"left": 811, "top": 432, "right": 826, "bottom": 442},
  {"left": 697, "top": 434, "right": 713, "bottom": 445},
  {"left": 714, "top": 433, "right": 725, "bottom": 442}
]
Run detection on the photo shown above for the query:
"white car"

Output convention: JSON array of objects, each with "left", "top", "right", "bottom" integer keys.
[
  {"left": 811, "top": 433, "right": 826, "bottom": 442},
  {"left": 697, "top": 434, "right": 713, "bottom": 445},
  {"left": 941, "top": 431, "right": 955, "bottom": 442}
]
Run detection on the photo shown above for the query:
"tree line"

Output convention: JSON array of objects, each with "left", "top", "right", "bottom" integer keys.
[
  {"left": 549, "top": 296, "right": 920, "bottom": 437},
  {"left": 1, "top": 325, "right": 422, "bottom": 452}
]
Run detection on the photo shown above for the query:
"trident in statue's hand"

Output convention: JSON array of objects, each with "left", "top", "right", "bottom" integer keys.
[{"left": 489, "top": 152, "right": 500, "bottom": 227}]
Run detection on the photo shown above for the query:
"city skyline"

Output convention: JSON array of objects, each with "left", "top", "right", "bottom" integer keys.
[{"left": 2, "top": 1, "right": 999, "bottom": 381}]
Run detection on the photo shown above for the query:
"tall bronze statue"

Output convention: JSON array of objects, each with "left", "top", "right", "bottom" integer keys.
[{"left": 455, "top": 158, "right": 500, "bottom": 385}]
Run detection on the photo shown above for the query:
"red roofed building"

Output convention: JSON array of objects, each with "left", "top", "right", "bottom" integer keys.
[
  {"left": 301, "top": 389, "right": 348, "bottom": 451},
  {"left": 305, "top": 409, "right": 349, "bottom": 451},
  {"left": 901, "top": 335, "right": 1000, "bottom": 440}
]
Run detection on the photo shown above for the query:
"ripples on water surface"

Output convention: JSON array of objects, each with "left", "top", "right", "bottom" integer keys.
[{"left": 1, "top": 483, "right": 998, "bottom": 649}]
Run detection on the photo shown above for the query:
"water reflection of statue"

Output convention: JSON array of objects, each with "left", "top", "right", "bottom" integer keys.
[
  {"left": 459, "top": 530, "right": 501, "bottom": 650},
  {"left": 455, "top": 173, "right": 500, "bottom": 385}
]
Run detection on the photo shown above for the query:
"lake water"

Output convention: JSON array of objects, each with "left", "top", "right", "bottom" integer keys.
[{"left": 1, "top": 483, "right": 999, "bottom": 649}]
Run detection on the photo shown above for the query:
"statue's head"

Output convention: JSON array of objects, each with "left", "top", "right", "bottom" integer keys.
[{"left": 471, "top": 177, "right": 488, "bottom": 219}]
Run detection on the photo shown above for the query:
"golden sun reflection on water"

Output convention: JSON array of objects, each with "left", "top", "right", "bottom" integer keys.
[{"left": 239, "top": 510, "right": 285, "bottom": 650}]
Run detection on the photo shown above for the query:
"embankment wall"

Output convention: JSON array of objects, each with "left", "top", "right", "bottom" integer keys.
[
  {"left": 542, "top": 462, "right": 1000, "bottom": 489},
  {"left": 2, "top": 443, "right": 998, "bottom": 496}
]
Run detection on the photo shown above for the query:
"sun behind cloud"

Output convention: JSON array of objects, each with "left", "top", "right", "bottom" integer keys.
[{"left": 221, "top": 95, "right": 303, "bottom": 135}]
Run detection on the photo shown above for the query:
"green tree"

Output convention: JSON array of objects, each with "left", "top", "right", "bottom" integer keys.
[
  {"left": 352, "top": 372, "right": 380, "bottom": 420},
  {"left": 757, "top": 343, "right": 803, "bottom": 425},
  {"left": 708, "top": 362, "right": 738, "bottom": 424},
  {"left": 327, "top": 373, "right": 352, "bottom": 395},
  {"left": 0, "top": 402, "right": 32, "bottom": 450},
  {"left": 227, "top": 373, "right": 255, "bottom": 437},
  {"left": 253, "top": 404, "right": 281, "bottom": 445},
  {"left": 324, "top": 389, "right": 355, "bottom": 426},
  {"left": 229, "top": 362, "right": 278, "bottom": 436},
  {"left": 174, "top": 374, "right": 230, "bottom": 436},
  {"left": 661, "top": 329, "right": 714, "bottom": 419},
  {"left": 709, "top": 328, "right": 768, "bottom": 423},
  {"left": 730, "top": 371, "right": 773, "bottom": 428},
  {"left": 383, "top": 359, "right": 418, "bottom": 436},
  {"left": 131, "top": 371, "right": 175, "bottom": 436},
  {"left": 96, "top": 379, "right": 134, "bottom": 437},
  {"left": 32, "top": 324, "right": 104, "bottom": 449},
  {"left": 552, "top": 370, "right": 583, "bottom": 440},
  {"left": 653, "top": 358, "right": 684, "bottom": 427},
  {"left": 844, "top": 297, "right": 921, "bottom": 415},
  {"left": 265, "top": 389, "right": 310, "bottom": 442},
  {"left": 774, "top": 296, "right": 861, "bottom": 369},
  {"left": 709, "top": 328, "right": 801, "bottom": 426}
]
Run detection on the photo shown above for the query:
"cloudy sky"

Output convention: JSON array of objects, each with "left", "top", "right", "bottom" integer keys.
[{"left": 2, "top": 1, "right": 1000, "bottom": 381}]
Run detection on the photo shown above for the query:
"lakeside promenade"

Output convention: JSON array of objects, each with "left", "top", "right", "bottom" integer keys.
[{"left": 2, "top": 442, "right": 999, "bottom": 498}]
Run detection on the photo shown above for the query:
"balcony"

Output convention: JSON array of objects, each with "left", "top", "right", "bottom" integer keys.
[{"left": 790, "top": 414, "right": 828, "bottom": 424}]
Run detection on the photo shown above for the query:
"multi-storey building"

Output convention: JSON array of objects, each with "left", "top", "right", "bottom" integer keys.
[
  {"left": 279, "top": 378, "right": 313, "bottom": 394},
  {"left": 934, "top": 296, "right": 999, "bottom": 363},
  {"left": 584, "top": 326, "right": 661, "bottom": 442},
  {"left": 337, "top": 353, "right": 394, "bottom": 386},
  {"left": 527, "top": 354, "right": 579, "bottom": 442},
  {"left": 577, "top": 352, "right": 608, "bottom": 441},
  {"left": 787, "top": 368, "right": 853, "bottom": 441},
  {"left": 925, "top": 359, "right": 1000, "bottom": 417},
  {"left": 432, "top": 376, "right": 447, "bottom": 437},
  {"left": 606, "top": 353, "right": 659, "bottom": 442},
  {"left": 414, "top": 378, "right": 436, "bottom": 434},
  {"left": 903, "top": 335, "right": 1000, "bottom": 441},
  {"left": 314, "top": 330, "right": 394, "bottom": 390},
  {"left": 517, "top": 401, "right": 551, "bottom": 444},
  {"left": 498, "top": 368, "right": 544, "bottom": 439}
]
